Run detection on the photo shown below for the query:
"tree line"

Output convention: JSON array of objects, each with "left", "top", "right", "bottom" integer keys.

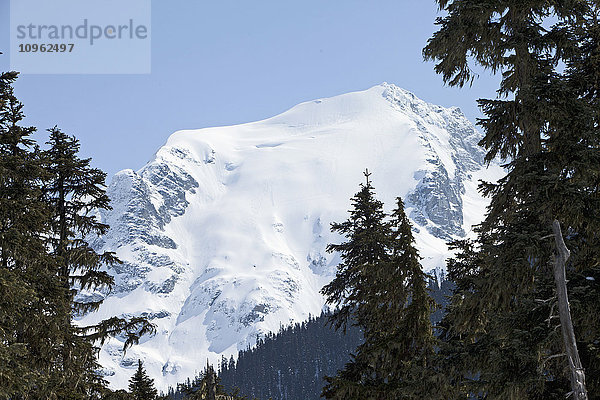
[
  {"left": 163, "top": 311, "right": 364, "bottom": 400},
  {"left": 216, "top": 276, "right": 451, "bottom": 400}
]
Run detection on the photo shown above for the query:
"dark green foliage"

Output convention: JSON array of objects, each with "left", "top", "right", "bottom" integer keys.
[
  {"left": 43, "top": 127, "right": 116, "bottom": 309},
  {"left": 163, "top": 312, "right": 362, "bottom": 400},
  {"left": 165, "top": 280, "right": 452, "bottom": 400},
  {"left": 321, "top": 171, "right": 391, "bottom": 334},
  {"left": 102, "top": 389, "right": 133, "bottom": 400},
  {"left": 0, "top": 269, "right": 41, "bottom": 397},
  {"left": 321, "top": 173, "right": 438, "bottom": 399},
  {"left": 222, "top": 312, "right": 363, "bottom": 400},
  {"left": 0, "top": 71, "right": 47, "bottom": 270},
  {"left": 552, "top": 12, "right": 600, "bottom": 397},
  {"left": 388, "top": 197, "right": 437, "bottom": 364},
  {"left": 168, "top": 362, "right": 251, "bottom": 400},
  {"left": 34, "top": 127, "right": 115, "bottom": 399},
  {"left": 184, "top": 363, "right": 224, "bottom": 400},
  {"left": 0, "top": 70, "right": 58, "bottom": 397},
  {"left": 0, "top": 72, "right": 155, "bottom": 399},
  {"left": 425, "top": 1, "right": 600, "bottom": 398},
  {"left": 43, "top": 127, "right": 155, "bottom": 350},
  {"left": 129, "top": 360, "right": 158, "bottom": 400}
]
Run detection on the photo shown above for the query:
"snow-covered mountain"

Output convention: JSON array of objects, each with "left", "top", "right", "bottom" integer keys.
[{"left": 79, "top": 83, "right": 503, "bottom": 390}]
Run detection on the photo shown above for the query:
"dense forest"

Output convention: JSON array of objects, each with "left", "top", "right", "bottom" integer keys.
[
  {"left": 166, "top": 312, "right": 362, "bottom": 400},
  {"left": 219, "top": 312, "right": 363, "bottom": 400},
  {"left": 162, "top": 279, "right": 452, "bottom": 400}
]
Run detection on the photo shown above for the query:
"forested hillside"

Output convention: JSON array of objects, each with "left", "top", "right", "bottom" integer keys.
[
  {"left": 164, "top": 280, "right": 452, "bottom": 400},
  {"left": 218, "top": 312, "right": 363, "bottom": 400}
]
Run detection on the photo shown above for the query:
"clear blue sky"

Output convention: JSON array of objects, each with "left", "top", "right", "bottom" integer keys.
[{"left": 0, "top": 0, "right": 500, "bottom": 179}]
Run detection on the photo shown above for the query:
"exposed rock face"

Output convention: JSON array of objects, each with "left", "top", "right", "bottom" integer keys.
[
  {"left": 87, "top": 154, "right": 199, "bottom": 296},
  {"left": 79, "top": 84, "right": 501, "bottom": 390},
  {"left": 382, "top": 85, "right": 486, "bottom": 240}
]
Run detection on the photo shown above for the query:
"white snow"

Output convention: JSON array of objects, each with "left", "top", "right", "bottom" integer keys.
[
  {"left": 81, "top": 83, "right": 502, "bottom": 391},
  {"left": 462, "top": 165, "right": 506, "bottom": 238}
]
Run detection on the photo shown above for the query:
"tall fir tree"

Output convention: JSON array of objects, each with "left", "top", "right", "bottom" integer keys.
[
  {"left": 321, "top": 170, "right": 391, "bottom": 334},
  {"left": 424, "top": 1, "right": 600, "bottom": 398},
  {"left": 39, "top": 127, "right": 156, "bottom": 398},
  {"left": 129, "top": 360, "right": 158, "bottom": 400},
  {"left": 0, "top": 72, "right": 156, "bottom": 398},
  {"left": 385, "top": 198, "right": 438, "bottom": 399},
  {"left": 0, "top": 70, "right": 60, "bottom": 397},
  {"left": 321, "top": 172, "right": 437, "bottom": 399}
]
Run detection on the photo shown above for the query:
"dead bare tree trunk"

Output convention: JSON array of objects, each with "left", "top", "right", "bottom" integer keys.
[{"left": 552, "top": 220, "right": 588, "bottom": 400}]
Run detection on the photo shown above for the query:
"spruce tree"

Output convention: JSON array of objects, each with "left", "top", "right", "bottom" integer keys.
[
  {"left": 129, "top": 360, "right": 158, "bottom": 400},
  {"left": 0, "top": 71, "right": 56, "bottom": 397},
  {"left": 321, "top": 173, "right": 437, "bottom": 399},
  {"left": 44, "top": 126, "right": 115, "bottom": 304},
  {"left": 547, "top": 11, "right": 600, "bottom": 396},
  {"left": 424, "top": 2, "right": 600, "bottom": 398},
  {"left": 320, "top": 171, "right": 389, "bottom": 399},
  {"left": 39, "top": 127, "right": 156, "bottom": 398},
  {"left": 321, "top": 170, "right": 391, "bottom": 334},
  {"left": 385, "top": 198, "right": 438, "bottom": 399},
  {"left": 0, "top": 72, "right": 155, "bottom": 398}
]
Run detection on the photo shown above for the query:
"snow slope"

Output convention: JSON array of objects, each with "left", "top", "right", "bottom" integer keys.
[{"left": 80, "top": 83, "right": 504, "bottom": 390}]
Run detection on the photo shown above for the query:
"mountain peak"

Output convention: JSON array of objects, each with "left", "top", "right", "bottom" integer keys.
[
  {"left": 83, "top": 86, "right": 503, "bottom": 390},
  {"left": 165, "top": 83, "right": 474, "bottom": 151}
]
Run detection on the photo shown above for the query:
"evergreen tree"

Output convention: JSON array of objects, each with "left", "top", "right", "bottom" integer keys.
[
  {"left": 0, "top": 72, "right": 155, "bottom": 398},
  {"left": 102, "top": 389, "right": 133, "bottom": 400},
  {"left": 215, "top": 311, "right": 363, "bottom": 400},
  {"left": 424, "top": 2, "right": 600, "bottom": 398},
  {"left": 44, "top": 127, "right": 154, "bottom": 343},
  {"left": 44, "top": 126, "right": 115, "bottom": 308},
  {"left": 129, "top": 360, "right": 158, "bottom": 400},
  {"left": 0, "top": 72, "right": 46, "bottom": 272},
  {"left": 0, "top": 71, "right": 58, "bottom": 397},
  {"left": 321, "top": 170, "right": 391, "bottom": 334},
  {"left": 386, "top": 198, "right": 438, "bottom": 398},
  {"left": 321, "top": 173, "right": 437, "bottom": 399},
  {"left": 19, "top": 127, "right": 155, "bottom": 399},
  {"left": 547, "top": 11, "right": 600, "bottom": 397},
  {"left": 173, "top": 281, "right": 450, "bottom": 400},
  {"left": 187, "top": 363, "right": 221, "bottom": 400},
  {"left": 29, "top": 126, "right": 112, "bottom": 398}
]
